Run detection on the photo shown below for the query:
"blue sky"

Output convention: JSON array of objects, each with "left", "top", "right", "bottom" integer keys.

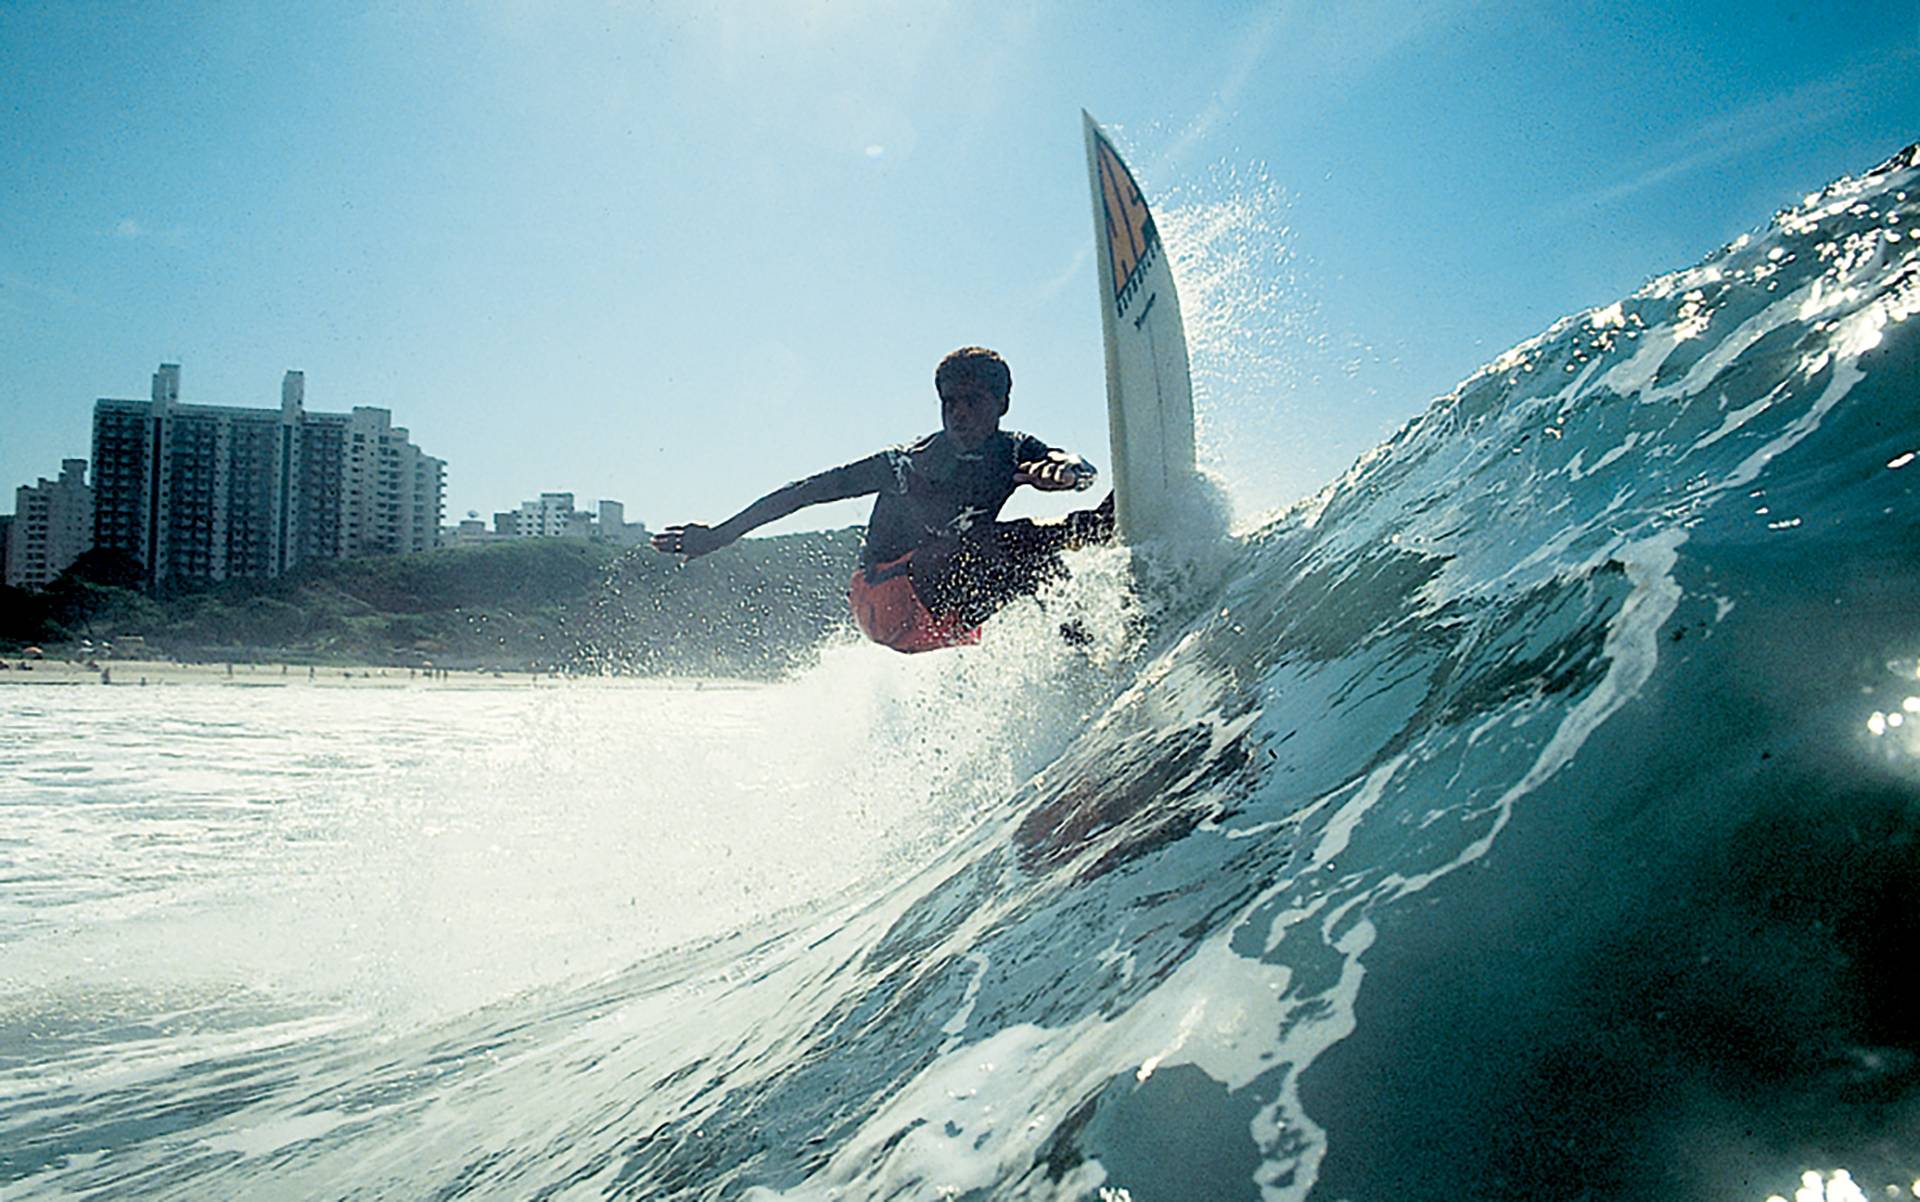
[{"left": 2, "top": 2, "right": 1914, "bottom": 536}]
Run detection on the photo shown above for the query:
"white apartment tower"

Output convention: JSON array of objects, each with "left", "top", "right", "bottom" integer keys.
[
  {"left": 91, "top": 364, "right": 445, "bottom": 589},
  {"left": 343, "top": 406, "right": 446, "bottom": 557},
  {"left": 4, "top": 459, "right": 93, "bottom": 589}
]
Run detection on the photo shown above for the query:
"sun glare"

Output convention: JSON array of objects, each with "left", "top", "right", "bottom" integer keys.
[{"left": 1764, "top": 1168, "right": 1872, "bottom": 1202}]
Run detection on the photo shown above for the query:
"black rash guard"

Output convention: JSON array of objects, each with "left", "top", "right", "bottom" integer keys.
[{"left": 770, "top": 429, "right": 1055, "bottom": 571}]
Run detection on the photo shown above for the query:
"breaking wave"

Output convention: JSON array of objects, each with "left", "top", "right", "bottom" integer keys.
[{"left": 4, "top": 146, "right": 1918, "bottom": 1202}]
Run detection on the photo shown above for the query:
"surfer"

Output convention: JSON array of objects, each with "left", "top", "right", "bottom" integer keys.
[{"left": 651, "top": 346, "right": 1115, "bottom": 653}]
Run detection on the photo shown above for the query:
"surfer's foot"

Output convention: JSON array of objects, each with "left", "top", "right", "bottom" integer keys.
[{"left": 1063, "top": 491, "right": 1116, "bottom": 549}]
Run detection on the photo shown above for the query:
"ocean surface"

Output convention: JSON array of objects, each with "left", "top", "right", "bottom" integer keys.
[{"left": 4, "top": 145, "right": 1918, "bottom": 1201}]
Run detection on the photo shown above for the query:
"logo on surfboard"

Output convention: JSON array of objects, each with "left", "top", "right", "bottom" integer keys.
[{"left": 1092, "top": 131, "right": 1161, "bottom": 321}]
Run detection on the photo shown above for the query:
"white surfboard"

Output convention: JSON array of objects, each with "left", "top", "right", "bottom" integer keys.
[{"left": 1083, "top": 111, "right": 1198, "bottom": 544}]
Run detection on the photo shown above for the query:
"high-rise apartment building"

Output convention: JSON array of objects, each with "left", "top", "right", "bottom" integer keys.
[
  {"left": 4, "top": 459, "right": 93, "bottom": 589},
  {"left": 91, "top": 364, "right": 445, "bottom": 589},
  {"left": 344, "top": 406, "right": 446, "bottom": 556}
]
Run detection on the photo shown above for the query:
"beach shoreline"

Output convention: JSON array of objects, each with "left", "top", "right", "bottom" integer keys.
[{"left": 0, "top": 656, "right": 760, "bottom": 689}]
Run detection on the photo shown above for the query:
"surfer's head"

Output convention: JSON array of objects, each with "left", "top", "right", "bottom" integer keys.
[{"left": 935, "top": 346, "right": 1010, "bottom": 450}]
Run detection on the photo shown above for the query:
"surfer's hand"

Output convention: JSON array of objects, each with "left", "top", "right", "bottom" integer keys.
[
  {"left": 1017, "top": 453, "right": 1089, "bottom": 492},
  {"left": 652, "top": 523, "right": 727, "bottom": 558}
]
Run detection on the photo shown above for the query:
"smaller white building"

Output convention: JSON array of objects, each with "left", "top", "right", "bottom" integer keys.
[
  {"left": 513, "top": 492, "right": 592, "bottom": 539},
  {"left": 443, "top": 492, "right": 648, "bottom": 548},
  {"left": 594, "top": 500, "right": 649, "bottom": 548},
  {"left": 6, "top": 459, "right": 93, "bottom": 589}
]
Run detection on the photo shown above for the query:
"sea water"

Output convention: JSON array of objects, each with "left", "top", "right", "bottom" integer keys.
[
  {"left": 5, "top": 146, "right": 1919, "bottom": 1201},
  {"left": 3, "top": 679, "right": 926, "bottom": 1031},
  {"left": 0, "top": 573, "right": 1141, "bottom": 1199}
]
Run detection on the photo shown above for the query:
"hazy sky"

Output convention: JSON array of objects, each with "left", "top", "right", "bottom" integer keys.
[{"left": 3, "top": 2, "right": 1914, "bottom": 536}]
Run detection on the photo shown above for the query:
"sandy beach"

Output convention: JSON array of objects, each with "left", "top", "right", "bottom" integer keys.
[
  {"left": 1, "top": 656, "right": 492, "bottom": 688},
  {"left": 0, "top": 656, "right": 755, "bottom": 689}
]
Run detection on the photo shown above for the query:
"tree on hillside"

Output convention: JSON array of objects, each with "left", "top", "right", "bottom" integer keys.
[
  {"left": 62, "top": 547, "right": 146, "bottom": 590},
  {"left": 0, "top": 584, "right": 54, "bottom": 645}
]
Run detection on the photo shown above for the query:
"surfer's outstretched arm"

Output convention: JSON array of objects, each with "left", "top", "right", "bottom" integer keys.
[{"left": 652, "top": 454, "right": 894, "bottom": 559}]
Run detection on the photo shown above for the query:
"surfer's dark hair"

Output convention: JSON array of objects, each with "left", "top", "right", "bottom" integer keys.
[{"left": 935, "top": 346, "right": 1012, "bottom": 402}]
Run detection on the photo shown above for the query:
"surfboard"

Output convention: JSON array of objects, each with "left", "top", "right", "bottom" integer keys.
[{"left": 1082, "top": 111, "right": 1198, "bottom": 544}]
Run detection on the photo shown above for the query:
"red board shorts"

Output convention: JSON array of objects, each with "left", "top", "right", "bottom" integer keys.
[{"left": 848, "top": 552, "right": 982, "bottom": 654}]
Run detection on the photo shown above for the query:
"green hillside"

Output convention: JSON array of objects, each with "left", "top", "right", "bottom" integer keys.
[{"left": 0, "top": 530, "right": 865, "bottom": 677}]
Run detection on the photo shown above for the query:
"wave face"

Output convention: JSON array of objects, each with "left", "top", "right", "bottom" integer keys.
[{"left": 8, "top": 148, "right": 1919, "bottom": 1202}]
